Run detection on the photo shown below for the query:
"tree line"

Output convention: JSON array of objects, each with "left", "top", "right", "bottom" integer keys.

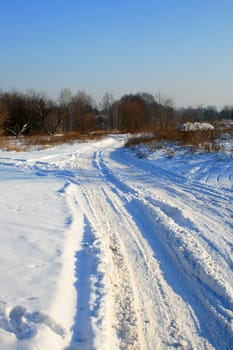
[{"left": 0, "top": 88, "right": 232, "bottom": 138}]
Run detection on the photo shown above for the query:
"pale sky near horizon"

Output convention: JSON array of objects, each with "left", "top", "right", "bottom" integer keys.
[{"left": 0, "top": 0, "right": 233, "bottom": 108}]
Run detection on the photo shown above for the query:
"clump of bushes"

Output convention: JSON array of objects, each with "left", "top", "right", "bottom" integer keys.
[
  {"left": 0, "top": 137, "right": 22, "bottom": 152},
  {"left": 125, "top": 125, "right": 227, "bottom": 153},
  {"left": 125, "top": 134, "right": 156, "bottom": 147}
]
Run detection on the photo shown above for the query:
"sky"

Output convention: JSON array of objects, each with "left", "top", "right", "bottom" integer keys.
[{"left": 0, "top": 0, "right": 233, "bottom": 108}]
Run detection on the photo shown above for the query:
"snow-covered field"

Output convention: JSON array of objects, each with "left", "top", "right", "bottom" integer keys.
[{"left": 0, "top": 135, "right": 232, "bottom": 350}]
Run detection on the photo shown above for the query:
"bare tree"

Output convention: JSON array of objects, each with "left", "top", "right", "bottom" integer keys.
[
  {"left": 100, "top": 92, "right": 114, "bottom": 129},
  {"left": 0, "top": 100, "right": 8, "bottom": 135},
  {"left": 118, "top": 99, "right": 146, "bottom": 132},
  {"left": 0, "top": 92, "right": 31, "bottom": 138},
  {"left": 37, "top": 98, "right": 63, "bottom": 136},
  {"left": 59, "top": 88, "right": 72, "bottom": 106},
  {"left": 155, "top": 92, "right": 174, "bottom": 129},
  {"left": 220, "top": 105, "right": 233, "bottom": 120},
  {"left": 58, "top": 88, "right": 73, "bottom": 132},
  {"left": 71, "top": 91, "right": 95, "bottom": 134},
  {"left": 111, "top": 102, "right": 121, "bottom": 131}
]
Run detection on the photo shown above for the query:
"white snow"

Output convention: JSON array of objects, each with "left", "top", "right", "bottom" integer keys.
[
  {"left": 180, "top": 122, "right": 215, "bottom": 131},
  {"left": 0, "top": 135, "right": 232, "bottom": 349}
]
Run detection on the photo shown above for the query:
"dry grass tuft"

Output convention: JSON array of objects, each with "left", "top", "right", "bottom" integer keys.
[
  {"left": 125, "top": 124, "right": 228, "bottom": 153},
  {"left": 0, "top": 131, "right": 106, "bottom": 152},
  {"left": 125, "top": 134, "right": 156, "bottom": 147},
  {"left": 0, "top": 137, "right": 22, "bottom": 152}
]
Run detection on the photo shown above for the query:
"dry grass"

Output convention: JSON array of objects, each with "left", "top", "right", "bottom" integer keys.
[
  {"left": 125, "top": 125, "right": 227, "bottom": 152},
  {"left": 24, "top": 131, "right": 105, "bottom": 146},
  {"left": 0, "top": 131, "right": 106, "bottom": 152},
  {"left": 154, "top": 128, "right": 217, "bottom": 145},
  {"left": 125, "top": 134, "right": 156, "bottom": 147},
  {"left": 0, "top": 137, "right": 22, "bottom": 152}
]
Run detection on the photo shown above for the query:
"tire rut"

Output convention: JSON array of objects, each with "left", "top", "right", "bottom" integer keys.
[
  {"left": 80, "top": 186, "right": 143, "bottom": 350},
  {"left": 92, "top": 147, "right": 232, "bottom": 349}
]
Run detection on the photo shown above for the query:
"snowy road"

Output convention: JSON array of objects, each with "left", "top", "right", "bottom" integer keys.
[{"left": 0, "top": 135, "right": 232, "bottom": 349}]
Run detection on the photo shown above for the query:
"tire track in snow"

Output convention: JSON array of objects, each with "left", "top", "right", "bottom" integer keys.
[
  {"left": 6, "top": 137, "right": 231, "bottom": 349},
  {"left": 92, "top": 149, "right": 215, "bottom": 349},
  {"left": 102, "top": 145, "right": 233, "bottom": 288},
  {"left": 78, "top": 186, "right": 144, "bottom": 350},
  {"left": 58, "top": 143, "right": 144, "bottom": 349},
  {"left": 93, "top": 146, "right": 233, "bottom": 349},
  {"left": 101, "top": 187, "right": 205, "bottom": 350}
]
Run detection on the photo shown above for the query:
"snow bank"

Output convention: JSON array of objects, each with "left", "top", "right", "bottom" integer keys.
[
  {"left": 0, "top": 165, "right": 77, "bottom": 349},
  {"left": 180, "top": 122, "right": 215, "bottom": 131}
]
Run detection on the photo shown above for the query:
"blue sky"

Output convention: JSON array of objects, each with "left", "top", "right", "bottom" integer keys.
[{"left": 0, "top": 0, "right": 233, "bottom": 108}]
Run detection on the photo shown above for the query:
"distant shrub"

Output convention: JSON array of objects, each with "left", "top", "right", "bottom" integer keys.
[
  {"left": 125, "top": 124, "right": 227, "bottom": 153},
  {"left": 0, "top": 131, "right": 105, "bottom": 152},
  {"left": 125, "top": 134, "right": 156, "bottom": 147},
  {"left": 0, "top": 137, "right": 22, "bottom": 152}
]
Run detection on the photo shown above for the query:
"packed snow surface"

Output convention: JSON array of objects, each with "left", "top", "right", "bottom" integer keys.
[{"left": 0, "top": 135, "right": 232, "bottom": 349}]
